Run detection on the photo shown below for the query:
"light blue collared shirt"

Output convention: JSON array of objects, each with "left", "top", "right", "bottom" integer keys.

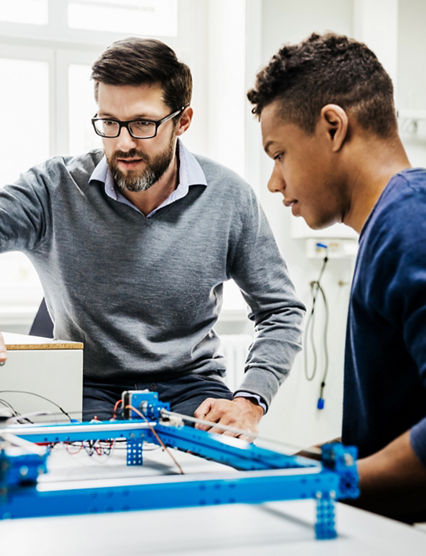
[{"left": 89, "top": 138, "right": 207, "bottom": 216}]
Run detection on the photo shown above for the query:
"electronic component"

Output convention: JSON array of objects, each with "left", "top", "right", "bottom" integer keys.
[{"left": 121, "top": 390, "right": 170, "bottom": 420}]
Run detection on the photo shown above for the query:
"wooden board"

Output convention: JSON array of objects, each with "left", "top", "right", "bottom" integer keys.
[{"left": 3, "top": 332, "right": 83, "bottom": 351}]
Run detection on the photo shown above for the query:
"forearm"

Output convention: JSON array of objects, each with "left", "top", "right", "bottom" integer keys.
[
  {"left": 349, "top": 429, "right": 426, "bottom": 521},
  {"left": 239, "top": 316, "right": 304, "bottom": 407}
]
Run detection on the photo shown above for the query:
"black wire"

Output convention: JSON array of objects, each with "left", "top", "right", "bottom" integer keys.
[
  {"left": 303, "top": 254, "right": 329, "bottom": 382},
  {"left": 83, "top": 440, "right": 95, "bottom": 456},
  {"left": 0, "top": 390, "right": 73, "bottom": 422},
  {"left": 13, "top": 416, "right": 35, "bottom": 424},
  {"left": 304, "top": 290, "right": 317, "bottom": 381},
  {"left": 0, "top": 398, "right": 19, "bottom": 416},
  {"left": 312, "top": 282, "right": 329, "bottom": 402},
  {"left": 318, "top": 284, "right": 329, "bottom": 392},
  {"left": 315, "top": 254, "right": 328, "bottom": 292}
]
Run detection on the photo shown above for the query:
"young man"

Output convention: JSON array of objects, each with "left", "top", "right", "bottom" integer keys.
[
  {"left": 247, "top": 32, "right": 426, "bottom": 522},
  {"left": 0, "top": 38, "right": 304, "bottom": 435}
]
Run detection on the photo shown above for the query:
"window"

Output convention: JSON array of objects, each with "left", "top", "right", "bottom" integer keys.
[
  {"left": 0, "top": 0, "right": 48, "bottom": 25},
  {"left": 68, "top": 0, "right": 177, "bottom": 36},
  {"left": 0, "top": 56, "right": 50, "bottom": 182},
  {"left": 68, "top": 63, "right": 100, "bottom": 154},
  {"left": 0, "top": 0, "right": 248, "bottom": 328},
  {"left": 0, "top": 0, "right": 182, "bottom": 325},
  {"left": 0, "top": 50, "right": 51, "bottom": 318}
]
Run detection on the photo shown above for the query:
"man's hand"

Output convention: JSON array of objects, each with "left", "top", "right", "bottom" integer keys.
[
  {"left": 0, "top": 332, "right": 6, "bottom": 366},
  {"left": 193, "top": 397, "right": 264, "bottom": 440}
]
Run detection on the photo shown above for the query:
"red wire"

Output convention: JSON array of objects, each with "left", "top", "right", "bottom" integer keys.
[
  {"left": 112, "top": 399, "right": 122, "bottom": 418},
  {"left": 65, "top": 442, "right": 83, "bottom": 455}
]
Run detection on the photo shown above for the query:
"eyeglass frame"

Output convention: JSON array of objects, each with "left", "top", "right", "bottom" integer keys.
[{"left": 91, "top": 106, "right": 186, "bottom": 139}]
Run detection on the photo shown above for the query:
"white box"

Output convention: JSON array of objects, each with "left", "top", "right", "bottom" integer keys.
[{"left": 0, "top": 333, "right": 83, "bottom": 421}]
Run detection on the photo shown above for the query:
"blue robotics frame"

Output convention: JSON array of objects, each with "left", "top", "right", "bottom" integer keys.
[{"left": 0, "top": 391, "right": 359, "bottom": 539}]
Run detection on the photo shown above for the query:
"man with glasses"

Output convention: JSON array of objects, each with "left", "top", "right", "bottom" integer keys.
[{"left": 0, "top": 38, "right": 304, "bottom": 436}]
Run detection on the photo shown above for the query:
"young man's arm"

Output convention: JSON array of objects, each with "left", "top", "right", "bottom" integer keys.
[{"left": 348, "top": 428, "right": 426, "bottom": 521}]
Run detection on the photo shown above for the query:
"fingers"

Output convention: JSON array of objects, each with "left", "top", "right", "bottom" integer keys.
[
  {"left": 0, "top": 331, "right": 7, "bottom": 366},
  {"left": 193, "top": 398, "right": 259, "bottom": 440},
  {"left": 194, "top": 398, "right": 222, "bottom": 431},
  {"left": 194, "top": 397, "right": 214, "bottom": 419},
  {"left": 193, "top": 398, "right": 215, "bottom": 430}
]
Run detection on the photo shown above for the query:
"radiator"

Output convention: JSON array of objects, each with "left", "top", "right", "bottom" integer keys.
[{"left": 220, "top": 334, "right": 253, "bottom": 391}]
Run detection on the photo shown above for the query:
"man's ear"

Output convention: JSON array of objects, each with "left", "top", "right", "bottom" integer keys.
[
  {"left": 175, "top": 106, "right": 193, "bottom": 136},
  {"left": 319, "top": 104, "right": 348, "bottom": 152}
]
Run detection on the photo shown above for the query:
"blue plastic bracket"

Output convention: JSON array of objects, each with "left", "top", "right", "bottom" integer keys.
[{"left": 126, "top": 438, "right": 143, "bottom": 466}]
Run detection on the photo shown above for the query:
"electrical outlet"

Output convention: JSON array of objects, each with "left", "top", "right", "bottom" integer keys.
[{"left": 305, "top": 239, "right": 358, "bottom": 259}]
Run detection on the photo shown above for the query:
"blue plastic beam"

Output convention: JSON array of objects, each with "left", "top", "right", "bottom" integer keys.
[{"left": 2, "top": 468, "right": 339, "bottom": 520}]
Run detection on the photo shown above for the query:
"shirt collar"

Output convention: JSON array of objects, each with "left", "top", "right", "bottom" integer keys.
[{"left": 89, "top": 138, "right": 207, "bottom": 216}]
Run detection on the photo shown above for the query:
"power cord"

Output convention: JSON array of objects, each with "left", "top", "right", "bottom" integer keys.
[
  {"left": 303, "top": 243, "right": 329, "bottom": 410},
  {"left": 0, "top": 390, "right": 73, "bottom": 422}
]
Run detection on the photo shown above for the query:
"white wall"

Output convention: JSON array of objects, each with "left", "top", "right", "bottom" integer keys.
[
  {"left": 254, "top": 0, "right": 355, "bottom": 448},
  {"left": 397, "top": 0, "right": 426, "bottom": 168},
  {"left": 397, "top": 0, "right": 426, "bottom": 113}
]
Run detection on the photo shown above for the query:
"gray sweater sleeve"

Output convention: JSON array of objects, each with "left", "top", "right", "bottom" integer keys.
[
  {"left": 230, "top": 190, "right": 305, "bottom": 409},
  {"left": 0, "top": 164, "right": 52, "bottom": 252}
]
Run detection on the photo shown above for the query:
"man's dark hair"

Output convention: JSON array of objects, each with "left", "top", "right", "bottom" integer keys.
[
  {"left": 91, "top": 37, "right": 192, "bottom": 111},
  {"left": 247, "top": 32, "right": 397, "bottom": 137}
]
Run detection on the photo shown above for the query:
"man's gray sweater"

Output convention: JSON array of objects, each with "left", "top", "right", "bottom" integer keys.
[{"left": 0, "top": 149, "right": 304, "bottom": 407}]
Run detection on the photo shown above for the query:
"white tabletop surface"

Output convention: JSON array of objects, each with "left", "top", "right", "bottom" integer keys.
[{"left": 0, "top": 443, "right": 425, "bottom": 556}]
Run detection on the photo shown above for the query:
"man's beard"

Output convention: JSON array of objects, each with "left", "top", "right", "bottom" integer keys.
[{"left": 108, "top": 140, "right": 175, "bottom": 193}]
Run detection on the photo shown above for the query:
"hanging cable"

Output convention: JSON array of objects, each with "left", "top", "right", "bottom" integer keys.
[
  {"left": 0, "top": 390, "right": 73, "bottom": 422},
  {"left": 0, "top": 398, "right": 19, "bottom": 417},
  {"left": 315, "top": 283, "right": 329, "bottom": 409},
  {"left": 303, "top": 244, "right": 330, "bottom": 409}
]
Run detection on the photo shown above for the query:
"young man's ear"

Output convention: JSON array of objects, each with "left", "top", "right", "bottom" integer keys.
[
  {"left": 319, "top": 104, "right": 348, "bottom": 152},
  {"left": 175, "top": 106, "right": 193, "bottom": 136}
]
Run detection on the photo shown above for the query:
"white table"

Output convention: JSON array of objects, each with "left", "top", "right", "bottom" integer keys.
[{"left": 0, "top": 443, "right": 425, "bottom": 556}]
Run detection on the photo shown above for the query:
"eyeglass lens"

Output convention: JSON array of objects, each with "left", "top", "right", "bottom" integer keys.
[{"left": 94, "top": 119, "right": 157, "bottom": 138}]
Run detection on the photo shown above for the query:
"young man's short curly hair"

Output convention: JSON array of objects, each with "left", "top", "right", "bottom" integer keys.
[{"left": 247, "top": 32, "right": 397, "bottom": 137}]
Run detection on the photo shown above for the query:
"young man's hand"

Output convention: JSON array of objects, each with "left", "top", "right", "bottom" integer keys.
[{"left": 193, "top": 397, "right": 264, "bottom": 441}]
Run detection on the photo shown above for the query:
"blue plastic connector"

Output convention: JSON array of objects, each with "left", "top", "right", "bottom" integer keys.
[{"left": 317, "top": 397, "right": 325, "bottom": 410}]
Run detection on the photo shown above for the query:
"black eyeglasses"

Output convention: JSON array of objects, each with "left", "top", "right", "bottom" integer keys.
[{"left": 91, "top": 107, "right": 185, "bottom": 139}]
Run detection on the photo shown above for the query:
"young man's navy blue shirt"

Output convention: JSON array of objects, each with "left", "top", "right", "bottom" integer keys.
[{"left": 343, "top": 168, "right": 426, "bottom": 467}]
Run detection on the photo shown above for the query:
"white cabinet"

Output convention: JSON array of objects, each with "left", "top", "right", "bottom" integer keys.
[{"left": 0, "top": 333, "right": 83, "bottom": 420}]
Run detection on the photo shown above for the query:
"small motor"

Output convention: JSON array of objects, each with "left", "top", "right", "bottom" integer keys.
[{"left": 121, "top": 390, "right": 170, "bottom": 421}]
